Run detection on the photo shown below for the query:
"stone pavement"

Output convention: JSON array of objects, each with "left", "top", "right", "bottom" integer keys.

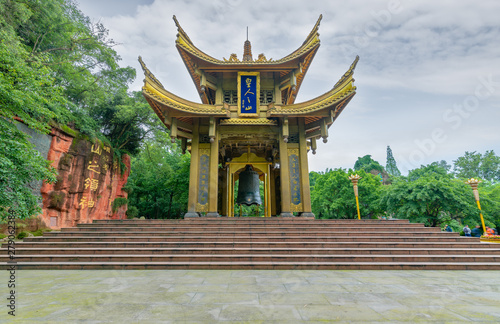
[{"left": 1, "top": 270, "right": 500, "bottom": 322}]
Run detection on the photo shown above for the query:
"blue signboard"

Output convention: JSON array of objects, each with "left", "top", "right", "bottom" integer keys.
[
  {"left": 198, "top": 152, "right": 209, "bottom": 208},
  {"left": 238, "top": 72, "right": 260, "bottom": 117},
  {"left": 289, "top": 153, "right": 301, "bottom": 206}
]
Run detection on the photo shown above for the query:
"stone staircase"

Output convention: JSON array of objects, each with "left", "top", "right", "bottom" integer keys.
[{"left": 2, "top": 218, "right": 500, "bottom": 270}]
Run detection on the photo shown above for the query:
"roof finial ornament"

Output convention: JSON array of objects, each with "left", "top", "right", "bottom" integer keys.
[{"left": 243, "top": 27, "right": 252, "bottom": 62}]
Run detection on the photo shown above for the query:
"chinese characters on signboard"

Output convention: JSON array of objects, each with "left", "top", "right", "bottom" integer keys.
[
  {"left": 289, "top": 153, "right": 302, "bottom": 206},
  {"left": 79, "top": 142, "right": 113, "bottom": 209},
  {"left": 238, "top": 72, "right": 260, "bottom": 117},
  {"left": 197, "top": 151, "right": 210, "bottom": 210}
]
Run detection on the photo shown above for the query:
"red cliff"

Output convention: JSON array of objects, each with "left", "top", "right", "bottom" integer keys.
[{"left": 40, "top": 127, "right": 130, "bottom": 229}]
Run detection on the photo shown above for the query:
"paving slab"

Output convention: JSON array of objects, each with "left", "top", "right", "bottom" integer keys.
[{"left": 1, "top": 270, "right": 500, "bottom": 322}]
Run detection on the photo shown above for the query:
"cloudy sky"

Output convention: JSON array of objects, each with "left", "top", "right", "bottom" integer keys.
[{"left": 77, "top": 0, "right": 500, "bottom": 174}]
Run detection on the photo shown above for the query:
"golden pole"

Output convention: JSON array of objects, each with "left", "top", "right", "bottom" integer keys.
[
  {"left": 355, "top": 196, "right": 361, "bottom": 220},
  {"left": 349, "top": 174, "right": 362, "bottom": 220},
  {"left": 466, "top": 178, "right": 487, "bottom": 233}
]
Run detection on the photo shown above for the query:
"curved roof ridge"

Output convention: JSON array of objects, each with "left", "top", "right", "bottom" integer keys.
[
  {"left": 271, "top": 55, "right": 359, "bottom": 113},
  {"left": 173, "top": 15, "right": 222, "bottom": 63},
  {"left": 172, "top": 15, "right": 193, "bottom": 45},
  {"left": 333, "top": 55, "right": 359, "bottom": 89},
  {"left": 302, "top": 14, "right": 322, "bottom": 46},
  {"left": 173, "top": 15, "right": 322, "bottom": 64},
  {"left": 139, "top": 57, "right": 226, "bottom": 115},
  {"left": 138, "top": 55, "right": 164, "bottom": 88}
]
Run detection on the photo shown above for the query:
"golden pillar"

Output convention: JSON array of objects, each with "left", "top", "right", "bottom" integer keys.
[
  {"left": 279, "top": 121, "right": 292, "bottom": 217},
  {"left": 185, "top": 119, "right": 200, "bottom": 217},
  {"left": 298, "top": 119, "right": 314, "bottom": 217},
  {"left": 207, "top": 118, "right": 219, "bottom": 217},
  {"left": 466, "top": 178, "right": 487, "bottom": 233}
]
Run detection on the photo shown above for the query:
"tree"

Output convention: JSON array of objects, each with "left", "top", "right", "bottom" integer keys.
[
  {"left": 380, "top": 162, "right": 482, "bottom": 228},
  {"left": 385, "top": 146, "right": 401, "bottom": 177},
  {"left": 0, "top": 0, "right": 141, "bottom": 220},
  {"left": 89, "top": 91, "right": 161, "bottom": 155},
  {"left": 453, "top": 150, "right": 500, "bottom": 182},
  {"left": 1, "top": 0, "right": 60, "bottom": 220},
  {"left": 354, "top": 155, "right": 384, "bottom": 173},
  {"left": 477, "top": 182, "right": 500, "bottom": 229},
  {"left": 125, "top": 132, "right": 190, "bottom": 219},
  {"left": 17, "top": 0, "right": 136, "bottom": 109},
  {"left": 354, "top": 155, "right": 389, "bottom": 184},
  {"left": 311, "top": 169, "right": 384, "bottom": 219}
]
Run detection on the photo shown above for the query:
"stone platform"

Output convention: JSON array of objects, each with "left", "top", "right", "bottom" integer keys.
[
  {"left": 1, "top": 218, "right": 500, "bottom": 269},
  {"left": 1, "top": 270, "right": 499, "bottom": 322}
]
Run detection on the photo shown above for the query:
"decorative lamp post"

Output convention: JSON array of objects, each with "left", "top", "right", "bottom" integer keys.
[
  {"left": 349, "top": 174, "right": 362, "bottom": 220},
  {"left": 466, "top": 178, "right": 486, "bottom": 234}
]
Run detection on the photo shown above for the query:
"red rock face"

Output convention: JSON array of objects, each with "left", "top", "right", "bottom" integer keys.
[{"left": 40, "top": 128, "right": 130, "bottom": 229}]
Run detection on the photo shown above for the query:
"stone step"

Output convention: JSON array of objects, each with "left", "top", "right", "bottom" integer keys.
[
  {"left": 5, "top": 218, "right": 497, "bottom": 270},
  {"left": 46, "top": 231, "right": 450, "bottom": 237},
  {"left": 91, "top": 219, "right": 411, "bottom": 224},
  {"left": 3, "top": 254, "right": 500, "bottom": 263},
  {"left": 65, "top": 226, "right": 437, "bottom": 232},
  {"left": 2, "top": 261, "right": 499, "bottom": 270},
  {"left": 21, "top": 235, "right": 467, "bottom": 242},
  {"left": 5, "top": 241, "right": 490, "bottom": 250},
  {"left": 5, "top": 247, "right": 500, "bottom": 255},
  {"left": 77, "top": 222, "right": 421, "bottom": 228}
]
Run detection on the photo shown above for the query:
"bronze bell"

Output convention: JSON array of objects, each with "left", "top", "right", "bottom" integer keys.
[{"left": 236, "top": 165, "right": 262, "bottom": 206}]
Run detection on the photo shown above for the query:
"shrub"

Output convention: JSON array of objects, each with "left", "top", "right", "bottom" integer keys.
[
  {"left": 31, "top": 229, "right": 51, "bottom": 237},
  {"left": 17, "top": 231, "right": 29, "bottom": 240},
  {"left": 126, "top": 206, "right": 139, "bottom": 219},
  {"left": 112, "top": 197, "right": 128, "bottom": 212}
]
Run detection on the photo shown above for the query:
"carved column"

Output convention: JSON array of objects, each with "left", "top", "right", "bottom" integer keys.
[
  {"left": 298, "top": 119, "right": 314, "bottom": 218},
  {"left": 206, "top": 119, "right": 219, "bottom": 217},
  {"left": 279, "top": 119, "right": 293, "bottom": 217},
  {"left": 185, "top": 119, "right": 200, "bottom": 218}
]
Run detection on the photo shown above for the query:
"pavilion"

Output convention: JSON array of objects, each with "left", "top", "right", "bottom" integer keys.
[{"left": 139, "top": 15, "right": 358, "bottom": 218}]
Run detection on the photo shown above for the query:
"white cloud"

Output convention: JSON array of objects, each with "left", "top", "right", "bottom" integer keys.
[{"left": 78, "top": 0, "right": 500, "bottom": 173}]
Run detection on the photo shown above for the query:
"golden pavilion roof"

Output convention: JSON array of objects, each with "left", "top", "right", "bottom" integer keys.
[
  {"left": 174, "top": 15, "right": 323, "bottom": 104},
  {"left": 139, "top": 15, "right": 358, "bottom": 140},
  {"left": 139, "top": 55, "right": 358, "bottom": 138}
]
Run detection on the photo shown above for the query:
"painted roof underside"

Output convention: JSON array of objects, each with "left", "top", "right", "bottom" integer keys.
[{"left": 139, "top": 55, "right": 358, "bottom": 128}]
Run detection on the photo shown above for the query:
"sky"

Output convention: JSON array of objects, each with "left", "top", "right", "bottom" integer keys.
[{"left": 76, "top": 0, "right": 500, "bottom": 174}]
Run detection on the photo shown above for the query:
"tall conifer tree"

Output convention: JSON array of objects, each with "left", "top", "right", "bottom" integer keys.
[{"left": 386, "top": 146, "right": 401, "bottom": 177}]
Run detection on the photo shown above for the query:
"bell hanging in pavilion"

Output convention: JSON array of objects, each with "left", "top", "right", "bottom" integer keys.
[{"left": 236, "top": 165, "right": 262, "bottom": 206}]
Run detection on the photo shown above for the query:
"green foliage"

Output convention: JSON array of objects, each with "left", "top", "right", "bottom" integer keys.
[
  {"left": 0, "top": 1, "right": 67, "bottom": 133},
  {"left": 354, "top": 155, "right": 385, "bottom": 173},
  {"left": 478, "top": 182, "right": 500, "bottom": 228},
  {"left": 17, "top": 0, "right": 135, "bottom": 109},
  {"left": 126, "top": 205, "right": 139, "bottom": 219},
  {"left": 125, "top": 132, "right": 190, "bottom": 219},
  {"left": 311, "top": 169, "right": 384, "bottom": 219},
  {"left": 0, "top": 122, "right": 57, "bottom": 221},
  {"left": 89, "top": 91, "right": 162, "bottom": 155},
  {"left": 2, "top": 0, "right": 141, "bottom": 148},
  {"left": 453, "top": 150, "right": 500, "bottom": 182},
  {"left": 16, "top": 231, "right": 28, "bottom": 239},
  {"left": 385, "top": 146, "right": 401, "bottom": 177},
  {"left": 31, "top": 229, "right": 50, "bottom": 237},
  {"left": 0, "top": 0, "right": 63, "bottom": 221},
  {"left": 380, "top": 163, "right": 482, "bottom": 227},
  {"left": 0, "top": 0, "right": 153, "bottom": 221},
  {"left": 112, "top": 197, "right": 128, "bottom": 212}
]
